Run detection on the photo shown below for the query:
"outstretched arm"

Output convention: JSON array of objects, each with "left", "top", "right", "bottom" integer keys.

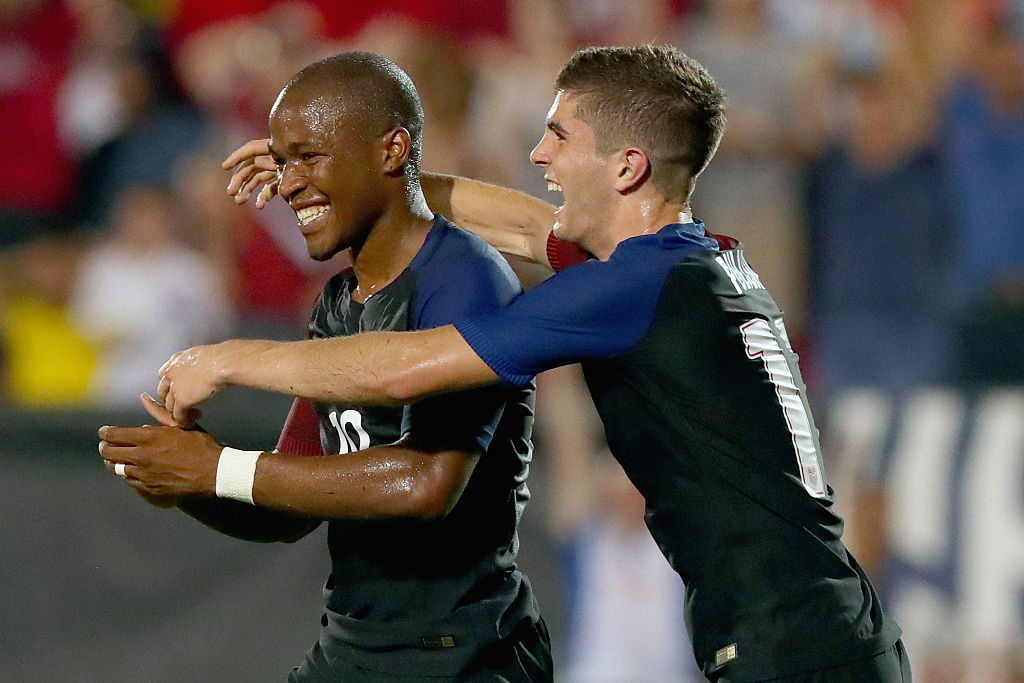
[
  {"left": 157, "top": 325, "right": 499, "bottom": 427},
  {"left": 223, "top": 139, "right": 557, "bottom": 266}
]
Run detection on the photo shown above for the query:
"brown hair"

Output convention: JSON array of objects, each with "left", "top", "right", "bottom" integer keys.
[{"left": 555, "top": 45, "right": 727, "bottom": 201}]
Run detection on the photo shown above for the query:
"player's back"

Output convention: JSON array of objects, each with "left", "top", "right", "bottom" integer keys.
[{"left": 582, "top": 237, "right": 901, "bottom": 679}]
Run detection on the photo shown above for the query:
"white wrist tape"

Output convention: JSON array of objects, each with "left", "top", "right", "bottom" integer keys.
[{"left": 215, "top": 447, "right": 262, "bottom": 504}]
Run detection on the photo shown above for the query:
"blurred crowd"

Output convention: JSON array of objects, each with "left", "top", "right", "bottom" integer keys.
[
  {"left": 3, "top": 0, "right": 1024, "bottom": 680},
  {"left": 3, "top": 0, "right": 1024, "bottom": 409}
]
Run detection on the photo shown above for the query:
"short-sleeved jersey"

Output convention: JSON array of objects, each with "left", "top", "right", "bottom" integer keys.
[
  {"left": 455, "top": 221, "right": 901, "bottom": 680},
  {"left": 302, "top": 216, "right": 540, "bottom": 673}
]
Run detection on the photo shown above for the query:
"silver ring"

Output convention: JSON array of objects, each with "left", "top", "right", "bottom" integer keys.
[{"left": 114, "top": 462, "right": 127, "bottom": 478}]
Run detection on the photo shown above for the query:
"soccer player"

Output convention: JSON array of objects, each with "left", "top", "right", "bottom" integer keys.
[
  {"left": 152, "top": 45, "right": 911, "bottom": 681},
  {"left": 98, "top": 52, "right": 552, "bottom": 682}
]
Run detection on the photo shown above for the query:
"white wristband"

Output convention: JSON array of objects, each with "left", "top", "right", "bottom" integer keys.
[{"left": 216, "top": 447, "right": 262, "bottom": 504}]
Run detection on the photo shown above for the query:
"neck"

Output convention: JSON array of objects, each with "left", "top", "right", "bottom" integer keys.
[
  {"left": 588, "top": 191, "right": 692, "bottom": 260},
  {"left": 350, "top": 189, "right": 434, "bottom": 302}
]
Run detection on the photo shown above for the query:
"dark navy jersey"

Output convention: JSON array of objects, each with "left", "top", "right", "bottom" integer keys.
[
  {"left": 456, "top": 222, "right": 901, "bottom": 679},
  {"left": 304, "top": 216, "right": 540, "bottom": 675}
]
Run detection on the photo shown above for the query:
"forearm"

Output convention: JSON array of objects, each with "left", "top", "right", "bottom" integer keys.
[
  {"left": 251, "top": 445, "right": 477, "bottom": 520},
  {"left": 422, "top": 173, "right": 555, "bottom": 267},
  {"left": 217, "top": 326, "right": 499, "bottom": 406},
  {"left": 179, "top": 497, "right": 320, "bottom": 543}
]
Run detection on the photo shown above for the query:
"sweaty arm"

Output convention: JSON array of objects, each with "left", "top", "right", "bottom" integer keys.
[
  {"left": 159, "top": 325, "right": 501, "bottom": 424},
  {"left": 420, "top": 173, "right": 557, "bottom": 268},
  {"left": 102, "top": 396, "right": 482, "bottom": 526}
]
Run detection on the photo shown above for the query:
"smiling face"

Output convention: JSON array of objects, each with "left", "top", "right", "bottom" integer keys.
[
  {"left": 268, "top": 88, "right": 386, "bottom": 261},
  {"left": 530, "top": 91, "right": 617, "bottom": 253}
]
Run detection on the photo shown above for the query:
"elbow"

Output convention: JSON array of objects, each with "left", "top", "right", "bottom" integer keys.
[
  {"left": 393, "top": 455, "right": 472, "bottom": 521},
  {"left": 378, "top": 363, "right": 431, "bottom": 405},
  {"left": 401, "top": 481, "right": 461, "bottom": 521}
]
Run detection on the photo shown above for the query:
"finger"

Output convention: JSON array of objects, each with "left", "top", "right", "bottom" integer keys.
[
  {"left": 141, "top": 393, "right": 179, "bottom": 427},
  {"left": 235, "top": 170, "right": 278, "bottom": 204},
  {"left": 99, "top": 440, "right": 138, "bottom": 461},
  {"left": 255, "top": 181, "right": 278, "bottom": 209},
  {"left": 227, "top": 163, "right": 260, "bottom": 197},
  {"left": 172, "top": 401, "right": 193, "bottom": 430},
  {"left": 221, "top": 138, "right": 272, "bottom": 169},
  {"left": 98, "top": 425, "right": 146, "bottom": 447},
  {"left": 103, "top": 459, "right": 136, "bottom": 479},
  {"left": 164, "top": 389, "right": 176, "bottom": 422},
  {"left": 159, "top": 352, "right": 181, "bottom": 377},
  {"left": 157, "top": 375, "right": 171, "bottom": 404}
]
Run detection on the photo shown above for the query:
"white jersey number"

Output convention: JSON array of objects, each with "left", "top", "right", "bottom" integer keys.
[
  {"left": 328, "top": 409, "right": 371, "bottom": 454},
  {"left": 740, "top": 318, "right": 828, "bottom": 498}
]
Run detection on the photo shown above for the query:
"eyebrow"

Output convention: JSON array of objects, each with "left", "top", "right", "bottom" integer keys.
[{"left": 547, "top": 120, "right": 569, "bottom": 137}]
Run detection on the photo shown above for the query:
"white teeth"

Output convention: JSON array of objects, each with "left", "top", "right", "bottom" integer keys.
[
  {"left": 547, "top": 181, "right": 562, "bottom": 192},
  {"left": 295, "top": 205, "right": 328, "bottom": 225}
]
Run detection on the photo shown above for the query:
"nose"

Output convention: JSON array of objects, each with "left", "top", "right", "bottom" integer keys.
[
  {"left": 529, "top": 136, "right": 549, "bottom": 167},
  {"left": 277, "top": 161, "right": 307, "bottom": 202}
]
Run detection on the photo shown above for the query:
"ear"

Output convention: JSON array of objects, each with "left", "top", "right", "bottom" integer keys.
[
  {"left": 613, "top": 147, "right": 651, "bottom": 193},
  {"left": 382, "top": 127, "right": 412, "bottom": 176}
]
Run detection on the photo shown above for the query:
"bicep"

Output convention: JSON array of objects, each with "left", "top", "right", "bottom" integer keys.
[{"left": 422, "top": 173, "right": 556, "bottom": 266}]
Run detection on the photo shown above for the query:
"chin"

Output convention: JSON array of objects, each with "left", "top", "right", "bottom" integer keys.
[
  {"left": 303, "top": 236, "right": 340, "bottom": 262},
  {"left": 306, "top": 249, "right": 333, "bottom": 262}
]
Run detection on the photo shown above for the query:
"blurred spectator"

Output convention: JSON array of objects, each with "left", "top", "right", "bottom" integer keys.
[
  {"left": 71, "top": 23, "right": 208, "bottom": 227},
  {"left": 0, "top": 0, "right": 79, "bottom": 247},
  {"left": 69, "top": 185, "right": 233, "bottom": 408},
  {"left": 939, "top": 18, "right": 1024, "bottom": 384},
  {"left": 677, "top": 0, "right": 819, "bottom": 338},
  {"left": 466, "top": 0, "right": 576, "bottom": 196},
  {"left": 536, "top": 365, "right": 699, "bottom": 683},
  {"left": 0, "top": 234, "right": 97, "bottom": 407},
  {"left": 802, "top": 14, "right": 959, "bottom": 396},
  {"left": 941, "top": 17, "right": 1024, "bottom": 307}
]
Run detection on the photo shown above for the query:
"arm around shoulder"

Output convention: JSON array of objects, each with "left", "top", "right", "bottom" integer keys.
[{"left": 422, "top": 173, "right": 556, "bottom": 268}]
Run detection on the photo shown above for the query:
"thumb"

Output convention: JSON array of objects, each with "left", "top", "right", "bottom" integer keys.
[{"left": 141, "top": 392, "right": 180, "bottom": 427}]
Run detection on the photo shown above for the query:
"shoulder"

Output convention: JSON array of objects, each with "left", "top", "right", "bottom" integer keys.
[
  {"left": 412, "top": 217, "right": 522, "bottom": 314},
  {"left": 424, "top": 217, "right": 519, "bottom": 285}
]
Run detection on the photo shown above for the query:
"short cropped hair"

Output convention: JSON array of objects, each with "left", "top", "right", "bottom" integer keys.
[
  {"left": 283, "top": 51, "right": 425, "bottom": 183},
  {"left": 555, "top": 45, "right": 727, "bottom": 201}
]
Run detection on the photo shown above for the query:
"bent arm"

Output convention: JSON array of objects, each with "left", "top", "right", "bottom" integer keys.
[
  {"left": 420, "top": 173, "right": 557, "bottom": 268},
  {"left": 101, "top": 426, "right": 480, "bottom": 522},
  {"left": 253, "top": 438, "right": 479, "bottom": 520},
  {"left": 178, "top": 498, "right": 321, "bottom": 543}
]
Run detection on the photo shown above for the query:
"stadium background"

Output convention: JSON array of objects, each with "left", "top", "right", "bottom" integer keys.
[{"left": 2, "top": 0, "right": 1023, "bottom": 680}]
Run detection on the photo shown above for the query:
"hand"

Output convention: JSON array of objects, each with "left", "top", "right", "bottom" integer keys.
[
  {"left": 223, "top": 138, "right": 278, "bottom": 208},
  {"left": 99, "top": 423, "right": 222, "bottom": 500},
  {"left": 124, "top": 393, "right": 202, "bottom": 507},
  {"left": 158, "top": 342, "right": 234, "bottom": 427},
  {"left": 141, "top": 391, "right": 201, "bottom": 428}
]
